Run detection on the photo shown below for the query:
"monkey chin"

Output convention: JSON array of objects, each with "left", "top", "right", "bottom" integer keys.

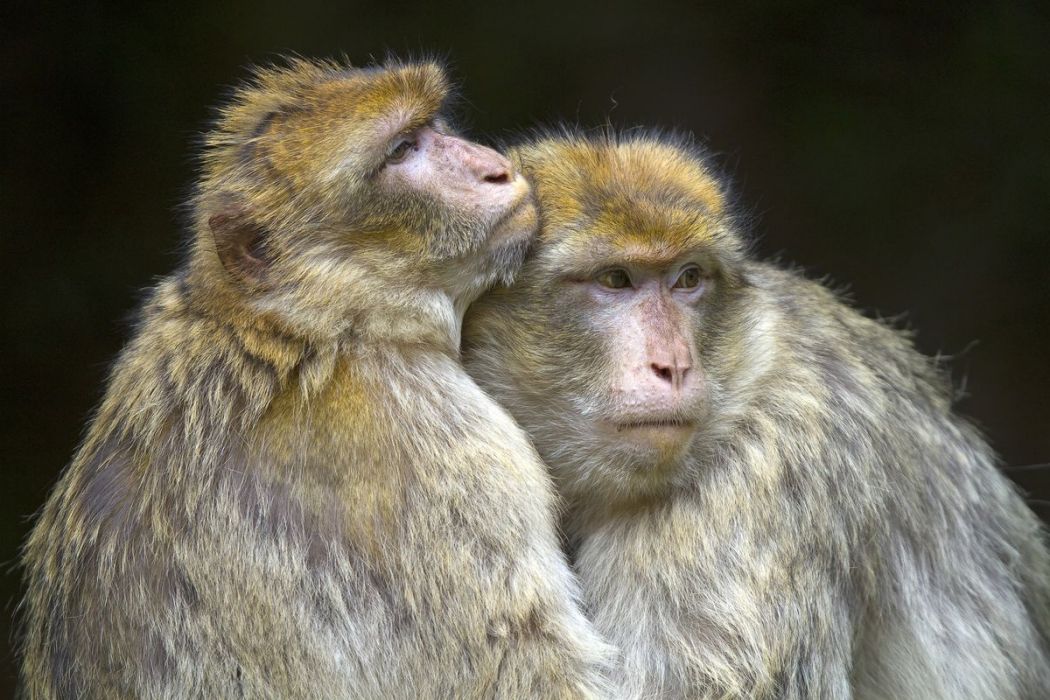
[
  {"left": 488, "top": 178, "right": 537, "bottom": 244},
  {"left": 602, "top": 420, "right": 698, "bottom": 476},
  {"left": 483, "top": 187, "right": 539, "bottom": 287}
]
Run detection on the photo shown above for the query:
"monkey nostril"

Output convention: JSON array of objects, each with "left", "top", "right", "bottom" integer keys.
[
  {"left": 651, "top": 363, "right": 674, "bottom": 383},
  {"left": 484, "top": 171, "right": 510, "bottom": 185}
]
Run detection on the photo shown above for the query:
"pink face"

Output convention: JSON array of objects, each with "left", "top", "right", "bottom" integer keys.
[
  {"left": 575, "top": 258, "right": 708, "bottom": 458},
  {"left": 379, "top": 125, "right": 534, "bottom": 243}
]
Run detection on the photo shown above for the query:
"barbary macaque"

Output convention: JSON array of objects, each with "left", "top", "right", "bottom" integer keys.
[
  {"left": 19, "top": 61, "right": 611, "bottom": 698},
  {"left": 464, "top": 132, "right": 1050, "bottom": 699}
]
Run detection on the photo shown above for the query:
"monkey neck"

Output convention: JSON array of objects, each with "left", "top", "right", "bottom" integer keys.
[
  {"left": 183, "top": 257, "right": 464, "bottom": 357},
  {"left": 563, "top": 487, "right": 680, "bottom": 541},
  {"left": 352, "top": 288, "right": 465, "bottom": 357},
  {"left": 106, "top": 270, "right": 469, "bottom": 454}
]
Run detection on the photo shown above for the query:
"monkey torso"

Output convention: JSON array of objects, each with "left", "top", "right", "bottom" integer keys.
[
  {"left": 570, "top": 263, "right": 1050, "bottom": 700},
  {"left": 19, "top": 274, "right": 608, "bottom": 699}
]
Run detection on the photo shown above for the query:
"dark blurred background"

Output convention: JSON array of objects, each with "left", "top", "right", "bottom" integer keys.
[{"left": 3, "top": 1, "right": 1049, "bottom": 692}]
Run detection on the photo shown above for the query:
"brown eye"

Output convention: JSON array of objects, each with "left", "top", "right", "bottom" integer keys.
[
  {"left": 673, "top": 265, "right": 703, "bottom": 290},
  {"left": 596, "top": 268, "right": 632, "bottom": 289},
  {"left": 386, "top": 135, "right": 418, "bottom": 164}
]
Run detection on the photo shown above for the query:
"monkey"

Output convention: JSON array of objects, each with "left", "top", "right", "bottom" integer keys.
[
  {"left": 462, "top": 130, "right": 1050, "bottom": 699},
  {"left": 17, "top": 59, "right": 614, "bottom": 699}
]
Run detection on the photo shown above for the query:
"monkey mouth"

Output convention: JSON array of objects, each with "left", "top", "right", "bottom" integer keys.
[
  {"left": 601, "top": 416, "right": 699, "bottom": 437},
  {"left": 487, "top": 186, "right": 536, "bottom": 244},
  {"left": 603, "top": 418, "right": 698, "bottom": 461},
  {"left": 614, "top": 418, "right": 696, "bottom": 433}
]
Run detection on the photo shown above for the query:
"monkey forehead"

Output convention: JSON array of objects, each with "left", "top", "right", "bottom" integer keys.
[
  {"left": 308, "top": 61, "right": 449, "bottom": 124},
  {"left": 547, "top": 199, "right": 717, "bottom": 251},
  {"left": 513, "top": 134, "right": 725, "bottom": 220},
  {"left": 534, "top": 216, "right": 719, "bottom": 276},
  {"left": 236, "top": 58, "right": 446, "bottom": 121},
  {"left": 510, "top": 137, "right": 724, "bottom": 259},
  {"left": 275, "top": 63, "right": 450, "bottom": 177},
  {"left": 202, "top": 58, "right": 449, "bottom": 183}
]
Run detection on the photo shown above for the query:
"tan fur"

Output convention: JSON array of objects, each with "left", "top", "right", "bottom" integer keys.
[
  {"left": 464, "top": 130, "right": 1050, "bottom": 699},
  {"left": 19, "top": 60, "right": 611, "bottom": 698}
]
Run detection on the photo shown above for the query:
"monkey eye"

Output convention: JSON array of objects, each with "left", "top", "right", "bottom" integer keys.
[
  {"left": 672, "top": 265, "right": 703, "bottom": 290},
  {"left": 595, "top": 268, "right": 633, "bottom": 289},
  {"left": 386, "top": 133, "right": 419, "bottom": 164}
]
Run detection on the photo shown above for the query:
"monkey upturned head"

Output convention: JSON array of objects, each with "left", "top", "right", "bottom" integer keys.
[
  {"left": 188, "top": 58, "right": 537, "bottom": 346},
  {"left": 464, "top": 132, "right": 749, "bottom": 502}
]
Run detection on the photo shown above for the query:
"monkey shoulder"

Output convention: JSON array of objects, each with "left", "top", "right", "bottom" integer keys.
[
  {"left": 254, "top": 347, "right": 558, "bottom": 532},
  {"left": 743, "top": 261, "right": 955, "bottom": 414},
  {"left": 730, "top": 264, "right": 1012, "bottom": 518},
  {"left": 738, "top": 264, "right": 1039, "bottom": 549}
]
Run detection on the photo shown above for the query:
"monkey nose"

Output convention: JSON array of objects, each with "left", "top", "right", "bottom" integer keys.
[
  {"left": 651, "top": 361, "right": 684, "bottom": 388},
  {"left": 650, "top": 360, "right": 691, "bottom": 390},
  {"left": 468, "top": 146, "right": 513, "bottom": 185},
  {"left": 483, "top": 164, "right": 511, "bottom": 185}
]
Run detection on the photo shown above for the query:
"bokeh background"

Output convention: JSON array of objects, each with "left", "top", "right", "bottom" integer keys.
[{"left": 3, "top": 1, "right": 1048, "bottom": 691}]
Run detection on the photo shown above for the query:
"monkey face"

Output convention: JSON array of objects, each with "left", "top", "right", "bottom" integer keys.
[
  {"left": 464, "top": 133, "right": 746, "bottom": 503},
  {"left": 196, "top": 59, "right": 537, "bottom": 340},
  {"left": 367, "top": 122, "right": 539, "bottom": 293}
]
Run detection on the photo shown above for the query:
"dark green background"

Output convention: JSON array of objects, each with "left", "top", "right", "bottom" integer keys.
[{"left": 3, "top": 1, "right": 1049, "bottom": 692}]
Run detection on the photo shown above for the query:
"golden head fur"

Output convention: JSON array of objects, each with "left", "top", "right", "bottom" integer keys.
[{"left": 511, "top": 131, "right": 741, "bottom": 279}]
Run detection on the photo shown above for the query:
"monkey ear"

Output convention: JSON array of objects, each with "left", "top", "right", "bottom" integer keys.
[{"left": 207, "top": 200, "right": 270, "bottom": 286}]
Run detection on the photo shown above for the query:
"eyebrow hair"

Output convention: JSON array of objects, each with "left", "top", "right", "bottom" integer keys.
[
  {"left": 397, "top": 108, "right": 440, "bottom": 135},
  {"left": 379, "top": 111, "right": 430, "bottom": 144},
  {"left": 552, "top": 238, "right": 723, "bottom": 278}
]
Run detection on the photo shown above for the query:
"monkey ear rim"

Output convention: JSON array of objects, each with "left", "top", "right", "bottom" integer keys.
[{"left": 206, "top": 200, "right": 271, "bottom": 287}]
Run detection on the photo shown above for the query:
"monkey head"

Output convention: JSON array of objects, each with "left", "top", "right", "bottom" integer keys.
[
  {"left": 189, "top": 58, "right": 537, "bottom": 344},
  {"left": 464, "top": 133, "right": 748, "bottom": 505}
]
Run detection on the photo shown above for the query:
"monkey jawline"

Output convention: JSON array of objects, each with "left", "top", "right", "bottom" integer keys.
[{"left": 487, "top": 201, "right": 536, "bottom": 249}]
